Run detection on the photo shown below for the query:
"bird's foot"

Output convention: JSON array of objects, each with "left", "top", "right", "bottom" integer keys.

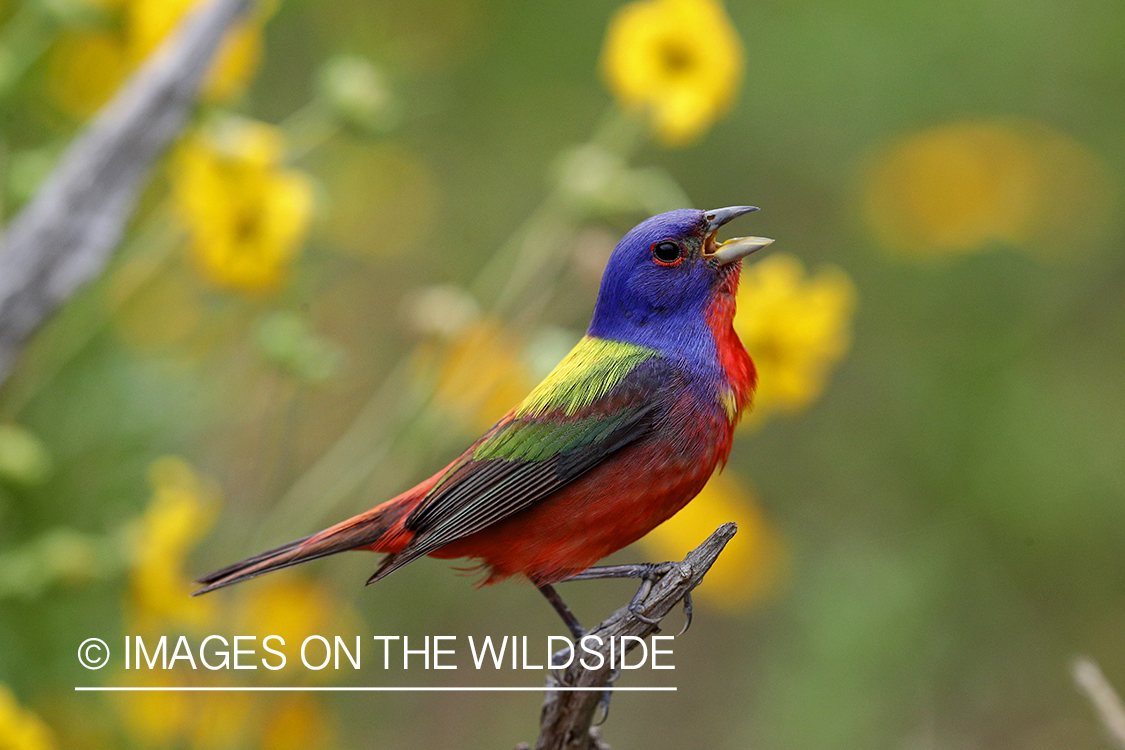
[
  {"left": 565, "top": 560, "right": 694, "bottom": 635},
  {"left": 594, "top": 665, "right": 623, "bottom": 726},
  {"left": 624, "top": 562, "right": 674, "bottom": 624}
]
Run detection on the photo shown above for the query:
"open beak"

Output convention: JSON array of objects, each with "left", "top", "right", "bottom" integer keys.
[{"left": 703, "top": 205, "right": 774, "bottom": 266}]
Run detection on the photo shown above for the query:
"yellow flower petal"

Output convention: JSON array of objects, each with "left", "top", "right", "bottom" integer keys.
[
  {"left": 126, "top": 0, "right": 268, "bottom": 100},
  {"left": 260, "top": 695, "right": 337, "bottom": 750},
  {"left": 0, "top": 685, "right": 56, "bottom": 750},
  {"left": 735, "top": 254, "right": 857, "bottom": 419},
  {"left": 46, "top": 31, "right": 131, "bottom": 117},
  {"left": 864, "top": 119, "right": 1115, "bottom": 259},
  {"left": 601, "top": 0, "right": 744, "bottom": 146},
  {"left": 173, "top": 119, "right": 314, "bottom": 294},
  {"left": 234, "top": 577, "right": 362, "bottom": 676},
  {"left": 128, "top": 457, "right": 219, "bottom": 630},
  {"left": 641, "top": 472, "right": 787, "bottom": 611},
  {"left": 422, "top": 320, "right": 535, "bottom": 431},
  {"left": 110, "top": 672, "right": 190, "bottom": 747}
]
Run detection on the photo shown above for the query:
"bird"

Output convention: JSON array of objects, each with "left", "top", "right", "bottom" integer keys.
[{"left": 194, "top": 206, "right": 772, "bottom": 639}]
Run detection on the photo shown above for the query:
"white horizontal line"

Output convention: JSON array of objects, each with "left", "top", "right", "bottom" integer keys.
[{"left": 75, "top": 686, "right": 676, "bottom": 692}]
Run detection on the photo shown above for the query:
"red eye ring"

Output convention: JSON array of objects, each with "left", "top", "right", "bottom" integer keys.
[{"left": 651, "top": 240, "right": 684, "bottom": 266}]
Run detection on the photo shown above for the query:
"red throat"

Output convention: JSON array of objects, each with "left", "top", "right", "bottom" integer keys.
[{"left": 706, "top": 267, "right": 757, "bottom": 421}]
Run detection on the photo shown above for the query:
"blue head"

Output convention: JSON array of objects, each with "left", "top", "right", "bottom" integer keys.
[{"left": 588, "top": 207, "right": 772, "bottom": 362}]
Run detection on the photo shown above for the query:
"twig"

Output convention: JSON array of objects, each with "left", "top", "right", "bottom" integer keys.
[
  {"left": 1074, "top": 656, "right": 1125, "bottom": 749},
  {"left": 532, "top": 523, "right": 737, "bottom": 750},
  {"left": 0, "top": 0, "right": 252, "bottom": 385}
]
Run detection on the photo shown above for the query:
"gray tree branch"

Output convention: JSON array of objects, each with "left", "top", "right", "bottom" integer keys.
[
  {"left": 527, "top": 522, "right": 738, "bottom": 750},
  {"left": 0, "top": 0, "right": 252, "bottom": 385}
]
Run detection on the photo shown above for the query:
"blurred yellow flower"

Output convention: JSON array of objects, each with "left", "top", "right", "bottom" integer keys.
[
  {"left": 129, "top": 456, "right": 218, "bottom": 630},
  {"left": 601, "top": 0, "right": 744, "bottom": 146},
  {"left": 46, "top": 30, "right": 131, "bottom": 117},
  {"left": 735, "top": 253, "right": 857, "bottom": 418},
  {"left": 46, "top": 0, "right": 271, "bottom": 118},
  {"left": 112, "top": 671, "right": 254, "bottom": 749},
  {"left": 126, "top": 0, "right": 269, "bottom": 100},
  {"left": 0, "top": 685, "right": 56, "bottom": 750},
  {"left": 173, "top": 119, "right": 314, "bottom": 293},
  {"left": 260, "top": 695, "right": 337, "bottom": 750},
  {"left": 234, "top": 575, "right": 363, "bottom": 684},
  {"left": 864, "top": 119, "right": 1115, "bottom": 259},
  {"left": 642, "top": 472, "right": 786, "bottom": 610},
  {"left": 110, "top": 671, "right": 191, "bottom": 748},
  {"left": 423, "top": 320, "right": 535, "bottom": 431}
]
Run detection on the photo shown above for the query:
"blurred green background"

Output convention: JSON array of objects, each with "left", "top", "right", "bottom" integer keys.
[{"left": 1, "top": 0, "right": 1123, "bottom": 747}]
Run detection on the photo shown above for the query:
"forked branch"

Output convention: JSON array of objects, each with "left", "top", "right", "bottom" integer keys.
[{"left": 528, "top": 522, "right": 738, "bottom": 750}]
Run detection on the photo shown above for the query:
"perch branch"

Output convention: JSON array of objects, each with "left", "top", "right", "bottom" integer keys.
[
  {"left": 0, "top": 0, "right": 252, "bottom": 385},
  {"left": 530, "top": 522, "right": 738, "bottom": 750}
]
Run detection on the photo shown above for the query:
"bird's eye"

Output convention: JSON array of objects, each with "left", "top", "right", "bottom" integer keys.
[{"left": 651, "top": 240, "right": 683, "bottom": 266}]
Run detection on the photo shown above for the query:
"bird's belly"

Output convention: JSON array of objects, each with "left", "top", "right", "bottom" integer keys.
[{"left": 432, "top": 418, "right": 728, "bottom": 584}]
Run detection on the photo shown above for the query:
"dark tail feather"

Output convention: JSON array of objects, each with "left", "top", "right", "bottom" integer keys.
[{"left": 192, "top": 503, "right": 411, "bottom": 596}]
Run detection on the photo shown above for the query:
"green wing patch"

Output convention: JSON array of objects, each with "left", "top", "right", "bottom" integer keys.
[{"left": 514, "top": 336, "right": 659, "bottom": 418}]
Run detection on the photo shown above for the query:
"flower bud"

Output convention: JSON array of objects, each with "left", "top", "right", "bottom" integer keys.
[{"left": 317, "top": 56, "right": 401, "bottom": 134}]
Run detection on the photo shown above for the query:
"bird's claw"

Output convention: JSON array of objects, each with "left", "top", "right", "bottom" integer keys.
[
  {"left": 593, "top": 665, "right": 623, "bottom": 726},
  {"left": 625, "top": 562, "right": 693, "bottom": 634},
  {"left": 627, "top": 602, "right": 662, "bottom": 625},
  {"left": 594, "top": 690, "right": 611, "bottom": 726},
  {"left": 676, "top": 591, "right": 693, "bottom": 636}
]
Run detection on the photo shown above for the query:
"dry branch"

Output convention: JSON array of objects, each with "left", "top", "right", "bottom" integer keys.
[
  {"left": 0, "top": 0, "right": 252, "bottom": 385},
  {"left": 530, "top": 522, "right": 737, "bottom": 750}
]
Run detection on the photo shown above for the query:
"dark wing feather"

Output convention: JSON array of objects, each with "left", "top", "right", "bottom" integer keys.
[{"left": 367, "top": 360, "right": 670, "bottom": 582}]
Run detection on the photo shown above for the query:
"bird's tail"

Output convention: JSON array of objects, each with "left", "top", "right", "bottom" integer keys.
[{"left": 192, "top": 494, "right": 417, "bottom": 596}]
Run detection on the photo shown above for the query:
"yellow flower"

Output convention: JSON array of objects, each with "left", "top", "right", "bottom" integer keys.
[
  {"left": 110, "top": 671, "right": 192, "bottom": 748},
  {"left": 128, "top": 456, "right": 218, "bottom": 630},
  {"left": 46, "top": 30, "right": 131, "bottom": 117},
  {"left": 642, "top": 472, "right": 786, "bottom": 610},
  {"left": 422, "top": 320, "right": 535, "bottom": 431},
  {"left": 233, "top": 576, "right": 363, "bottom": 684},
  {"left": 863, "top": 119, "right": 1115, "bottom": 259},
  {"left": 173, "top": 119, "right": 314, "bottom": 293},
  {"left": 735, "top": 253, "right": 857, "bottom": 419},
  {"left": 260, "top": 695, "right": 337, "bottom": 750},
  {"left": 601, "top": 0, "right": 744, "bottom": 146},
  {"left": 126, "top": 0, "right": 268, "bottom": 100},
  {"left": 0, "top": 685, "right": 56, "bottom": 750},
  {"left": 46, "top": 0, "right": 271, "bottom": 119}
]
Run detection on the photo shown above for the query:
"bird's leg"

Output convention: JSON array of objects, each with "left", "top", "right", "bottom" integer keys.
[
  {"left": 538, "top": 583, "right": 586, "bottom": 640},
  {"left": 544, "top": 567, "right": 688, "bottom": 722},
  {"left": 538, "top": 583, "right": 587, "bottom": 677},
  {"left": 558, "top": 561, "right": 693, "bottom": 635}
]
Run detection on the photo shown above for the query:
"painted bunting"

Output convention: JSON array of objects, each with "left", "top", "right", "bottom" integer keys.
[{"left": 195, "top": 207, "right": 771, "bottom": 636}]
